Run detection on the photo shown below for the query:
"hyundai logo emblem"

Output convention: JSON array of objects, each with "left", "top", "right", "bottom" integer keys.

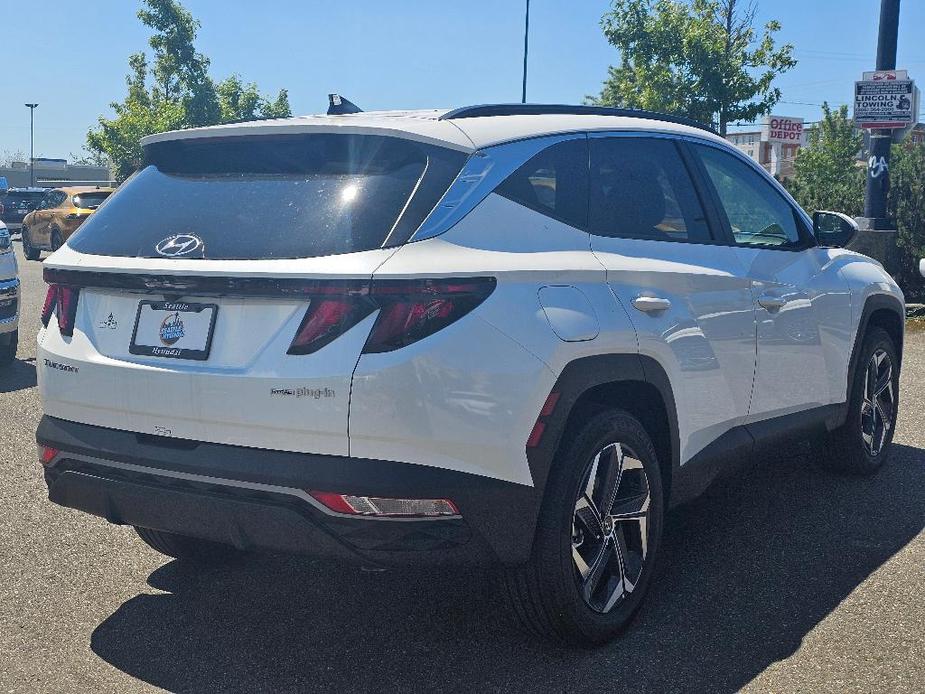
[{"left": 155, "top": 234, "right": 204, "bottom": 257}]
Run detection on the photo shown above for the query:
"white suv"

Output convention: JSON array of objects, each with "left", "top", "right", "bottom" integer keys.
[
  {"left": 0, "top": 221, "right": 19, "bottom": 365},
  {"left": 36, "top": 104, "right": 904, "bottom": 645}
]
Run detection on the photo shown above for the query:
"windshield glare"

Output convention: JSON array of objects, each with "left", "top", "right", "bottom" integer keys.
[{"left": 67, "top": 134, "right": 466, "bottom": 260}]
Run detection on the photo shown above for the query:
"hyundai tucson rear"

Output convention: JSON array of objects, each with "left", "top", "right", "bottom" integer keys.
[{"left": 36, "top": 105, "right": 904, "bottom": 646}]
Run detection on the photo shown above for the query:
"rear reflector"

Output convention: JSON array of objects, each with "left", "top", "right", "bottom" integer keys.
[
  {"left": 38, "top": 445, "right": 59, "bottom": 466},
  {"left": 539, "top": 391, "right": 561, "bottom": 417},
  {"left": 309, "top": 491, "right": 459, "bottom": 517},
  {"left": 526, "top": 421, "right": 546, "bottom": 448},
  {"left": 527, "top": 390, "right": 561, "bottom": 449}
]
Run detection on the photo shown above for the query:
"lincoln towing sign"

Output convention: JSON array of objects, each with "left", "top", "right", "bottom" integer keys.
[{"left": 854, "top": 69, "right": 917, "bottom": 129}]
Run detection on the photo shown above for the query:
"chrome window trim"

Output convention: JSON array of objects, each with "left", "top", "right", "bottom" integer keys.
[{"left": 409, "top": 133, "right": 587, "bottom": 242}]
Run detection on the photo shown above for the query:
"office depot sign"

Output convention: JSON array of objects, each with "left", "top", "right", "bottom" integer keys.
[{"left": 762, "top": 116, "right": 805, "bottom": 144}]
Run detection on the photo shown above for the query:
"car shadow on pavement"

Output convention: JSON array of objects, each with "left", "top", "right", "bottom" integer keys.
[
  {"left": 0, "top": 357, "right": 37, "bottom": 394},
  {"left": 90, "top": 444, "right": 925, "bottom": 694}
]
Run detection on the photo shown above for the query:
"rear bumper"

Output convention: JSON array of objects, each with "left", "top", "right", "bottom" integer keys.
[{"left": 37, "top": 416, "right": 541, "bottom": 567}]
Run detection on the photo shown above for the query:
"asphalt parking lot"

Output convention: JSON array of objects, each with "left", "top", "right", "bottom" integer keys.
[{"left": 1, "top": 240, "right": 923, "bottom": 693}]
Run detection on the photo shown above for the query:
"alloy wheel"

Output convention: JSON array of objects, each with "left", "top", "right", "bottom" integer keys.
[
  {"left": 571, "top": 442, "right": 651, "bottom": 613},
  {"left": 861, "top": 348, "right": 895, "bottom": 457}
]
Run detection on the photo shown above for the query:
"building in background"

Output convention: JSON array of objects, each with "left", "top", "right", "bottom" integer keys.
[
  {"left": 726, "top": 115, "right": 806, "bottom": 178},
  {"left": 727, "top": 116, "right": 924, "bottom": 179},
  {"left": 0, "top": 158, "right": 111, "bottom": 188}
]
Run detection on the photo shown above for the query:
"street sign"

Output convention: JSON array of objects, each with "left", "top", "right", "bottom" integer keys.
[
  {"left": 862, "top": 69, "right": 908, "bottom": 81},
  {"left": 855, "top": 72, "right": 916, "bottom": 129},
  {"left": 761, "top": 115, "right": 805, "bottom": 144}
]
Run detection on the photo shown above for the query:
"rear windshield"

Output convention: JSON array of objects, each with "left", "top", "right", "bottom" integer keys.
[
  {"left": 72, "top": 192, "right": 111, "bottom": 209},
  {"left": 67, "top": 134, "right": 467, "bottom": 259},
  {"left": 3, "top": 192, "right": 44, "bottom": 209}
]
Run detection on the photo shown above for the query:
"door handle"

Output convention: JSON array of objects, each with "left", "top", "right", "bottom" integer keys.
[
  {"left": 758, "top": 295, "right": 787, "bottom": 311},
  {"left": 632, "top": 296, "right": 671, "bottom": 313}
]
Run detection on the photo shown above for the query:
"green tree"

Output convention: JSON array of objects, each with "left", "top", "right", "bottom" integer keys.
[
  {"left": 87, "top": 0, "right": 291, "bottom": 180},
  {"left": 217, "top": 76, "right": 291, "bottom": 122},
  {"left": 590, "top": 0, "right": 796, "bottom": 134},
  {"left": 889, "top": 140, "right": 925, "bottom": 296},
  {"left": 786, "top": 103, "right": 864, "bottom": 216}
]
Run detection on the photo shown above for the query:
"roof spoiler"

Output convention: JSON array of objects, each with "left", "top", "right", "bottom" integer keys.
[
  {"left": 327, "top": 94, "right": 363, "bottom": 116},
  {"left": 439, "top": 104, "right": 716, "bottom": 134}
]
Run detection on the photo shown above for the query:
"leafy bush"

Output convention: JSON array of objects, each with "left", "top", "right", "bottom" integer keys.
[
  {"left": 787, "top": 103, "right": 925, "bottom": 299},
  {"left": 889, "top": 141, "right": 925, "bottom": 299}
]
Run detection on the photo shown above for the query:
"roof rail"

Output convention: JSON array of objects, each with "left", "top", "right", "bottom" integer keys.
[{"left": 439, "top": 104, "right": 716, "bottom": 134}]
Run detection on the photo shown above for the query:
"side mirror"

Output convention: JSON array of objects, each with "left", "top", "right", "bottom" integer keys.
[{"left": 813, "top": 210, "right": 859, "bottom": 248}]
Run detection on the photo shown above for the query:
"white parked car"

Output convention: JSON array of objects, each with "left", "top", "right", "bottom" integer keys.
[
  {"left": 35, "top": 103, "right": 904, "bottom": 645},
  {"left": 0, "top": 221, "right": 19, "bottom": 365}
]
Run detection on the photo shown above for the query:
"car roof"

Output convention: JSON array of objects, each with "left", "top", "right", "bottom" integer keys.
[
  {"left": 141, "top": 105, "right": 730, "bottom": 153},
  {"left": 53, "top": 186, "right": 115, "bottom": 195},
  {"left": 6, "top": 187, "right": 46, "bottom": 194}
]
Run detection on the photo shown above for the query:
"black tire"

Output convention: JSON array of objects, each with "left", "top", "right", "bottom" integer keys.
[
  {"left": 503, "top": 409, "right": 665, "bottom": 646},
  {"left": 21, "top": 227, "right": 40, "bottom": 261},
  {"left": 50, "top": 228, "right": 63, "bottom": 252},
  {"left": 0, "top": 329, "right": 17, "bottom": 366},
  {"left": 818, "top": 327, "right": 899, "bottom": 475},
  {"left": 134, "top": 526, "right": 242, "bottom": 563}
]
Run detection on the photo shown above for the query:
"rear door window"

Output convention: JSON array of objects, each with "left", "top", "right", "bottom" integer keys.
[
  {"left": 589, "top": 137, "right": 712, "bottom": 243},
  {"left": 67, "top": 134, "right": 466, "bottom": 259},
  {"left": 495, "top": 138, "right": 589, "bottom": 229}
]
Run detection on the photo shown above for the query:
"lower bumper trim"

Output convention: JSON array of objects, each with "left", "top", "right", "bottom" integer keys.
[{"left": 38, "top": 416, "right": 540, "bottom": 566}]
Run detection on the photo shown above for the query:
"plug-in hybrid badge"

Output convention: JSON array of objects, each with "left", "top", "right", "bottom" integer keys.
[{"left": 155, "top": 234, "right": 204, "bottom": 257}]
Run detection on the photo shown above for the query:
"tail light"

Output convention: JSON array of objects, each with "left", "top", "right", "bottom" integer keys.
[
  {"left": 41, "top": 284, "right": 80, "bottom": 336},
  {"left": 363, "top": 278, "right": 496, "bottom": 354},
  {"left": 56, "top": 286, "right": 80, "bottom": 336},
  {"left": 286, "top": 281, "right": 374, "bottom": 355},
  {"left": 288, "top": 277, "right": 496, "bottom": 356},
  {"left": 41, "top": 285, "right": 58, "bottom": 327}
]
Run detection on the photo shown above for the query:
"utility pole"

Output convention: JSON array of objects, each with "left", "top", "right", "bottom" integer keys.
[
  {"left": 863, "top": 0, "right": 900, "bottom": 222},
  {"left": 521, "top": 0, "right": 530, "bottom": 103},
  {"left": 852, "top": 0, "right": 903, "bottom": 277},
  {"left": 24, "top": 103, "right": 38, "bottom": 187}
]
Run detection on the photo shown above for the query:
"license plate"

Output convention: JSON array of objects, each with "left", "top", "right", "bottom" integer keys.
[{"left": 130, "top": 301, "right": 218, "bottom": 360}]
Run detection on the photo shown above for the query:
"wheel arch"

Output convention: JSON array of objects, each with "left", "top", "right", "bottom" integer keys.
[
  {"left": 527, "top": 354, "right": 680, "bottom": 512},
  {"left": 846, "top": 293, "right": 905, "bottom": 403}
]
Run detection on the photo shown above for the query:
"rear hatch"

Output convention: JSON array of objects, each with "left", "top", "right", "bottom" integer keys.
[{"left": 38, "top": 132, "right": 468, "bottom": 455}]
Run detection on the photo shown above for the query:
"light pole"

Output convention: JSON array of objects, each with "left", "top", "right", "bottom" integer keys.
[
  {"left": 521, "top": 0, "right": 530, "bottom": 103},
  {"left": 24, "top": 103, "right": 38, "bottom": 187}
]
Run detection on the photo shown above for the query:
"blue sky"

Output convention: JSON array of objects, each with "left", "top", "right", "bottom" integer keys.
[{"left": 2, "top": 0, "right": 924, "bottom": 159}]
